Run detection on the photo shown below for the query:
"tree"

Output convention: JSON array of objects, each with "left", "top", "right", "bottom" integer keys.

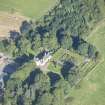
[
  {"left": 20, "top": 21, "right": 32, "bottom": 34},
  {"left": 34, "top": 71, "right": 50, "bottom": 93},
  {"left": 67, "top": 67, "right": 80, "bottom": 86},
  {"left": 17, "top": 95, "right": 24, "bottom": 105},
  {"left": 4, "top": 79, "right": 22, "bottom": 105},
  {"left": 62, "top": 35, "right": 73, "bottom": 50},
  {"left": 88, "top": 44, "right": 96, "bottom": 58},
  {"left": 35, "top": 93, "right": 53, "bottom": 105},
  {"left": 32, "top": 34, "right": 41, "bottom": 54},
  {"left": 48, "top": 35, "right": 59, "bottom": 50},
  {"left": 52, "top": 87, "right": 65, "bottom": 105},
  {"left": 24, "top": 88, "right": 32, "bottom": 105},
  {"left": 18, "top": 36, "right": 32, "bottom": 56},
  {"left": 54, "top": 79, "right": 71, "bottom": 96},
  {"left": 77, "top": 42, "right": 89, "bottom": 56},
  {"left": 7, "top": 40, "right": 18, "bottom": 57}
]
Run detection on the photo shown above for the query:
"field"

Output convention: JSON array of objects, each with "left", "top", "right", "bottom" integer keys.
[
  {"left": 0, "top": 0, "right": 57, "bottom": 37},
  {"left": 0, "top": 0, "right": 57, "bottom": 19},
  {"left": 69, "top": 19, "right": 105, "bottom": 105},
  {"left": 0, "top": 12, "right": 28, "bottom": 37}
]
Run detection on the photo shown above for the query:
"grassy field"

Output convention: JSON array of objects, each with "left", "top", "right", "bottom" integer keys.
[
  {"left": 0, "top": 12, "right": 28, "bottom": 37},
  {"left": 0, "top": 0, "right": 57, "bottom": 37},
  {"left": 0, "top": 0, "right": 57, "bottom": 19},
  {"left": 69, "top": 19, "right": 105, "bottom": 105}
]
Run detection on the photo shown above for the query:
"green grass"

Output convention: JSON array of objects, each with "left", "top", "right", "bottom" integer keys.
[
  {"left": 69, "top": 20, "right": 105, "bottom": 105},
  {"left": 48, "top": 62, "right": 62, "bottom": 74},
  {"left": 0, "top": 0, "right": 57, "bottom": 18},
  {"left": 52, "top": 48, "right": 65, "bottom": 61}
]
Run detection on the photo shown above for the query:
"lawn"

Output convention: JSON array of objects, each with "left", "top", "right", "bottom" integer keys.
[
  {"left": 48, "top": 48, "right": 84, "bottom": 74},
  {"left": 11, "top": 61, "right": 36, "bottom": 81},
  {"left": 0, "top": 0, "right": 57, "bottom": 18},
  {"left": 69, "top": 20, "right": 105, "bottom": 105}
]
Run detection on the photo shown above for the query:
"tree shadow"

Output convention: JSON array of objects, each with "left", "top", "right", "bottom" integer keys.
[
  {"left": 56, "top": 27, "right": 65, "bottom": 46},
  {"left": 23, "top": 68, "right": 41, "bottom": 86},
  {"left": 20, "top": 20, "right": 32, "bottom": 34},
  {"left": 72, "top": 35, "right": 86, "bottom": 50},
  {"left": 3, "top": 54, "right": 33, "bottom": 82},
  {"left": 72, "top": 36, "right": 80, "bottom": 50},
  {"left": 17, "top": 95, "right": 24, "bottom": 105},
  {"left": 36, "top": 25, "right": 48, "bottom": 42},
  {"left": 9, "top": 30, "right": 20, "bottom": 41},
  {"left": 61, "top": 60, "right": 74, "bottom": 79},
  {"left": 47, "top": 72, "right": 61, "bottom": 87},
  {"left": 3, "top": 62, "right": 18, "bottom": 74},
  {"left": 3, "top": 54, "right": 32, "bottom": 74},
  {"left": 14, "top": 54, "right": 33, "bottom": 67}
]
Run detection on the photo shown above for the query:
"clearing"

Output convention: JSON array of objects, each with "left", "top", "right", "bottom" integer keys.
[{"left": 0, "top": 0, "right": 57, "bottom": 19}]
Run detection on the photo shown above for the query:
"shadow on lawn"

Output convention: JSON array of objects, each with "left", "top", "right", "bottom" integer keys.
[
  {"left": 48, "top": 72, "right": 61, "bottom": 86},
  {"left": 3, "top": 54, "right": 33, "bottom": 81},
  {"left": 61, "top": 60, "right": 74, "bottom": 79}
]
